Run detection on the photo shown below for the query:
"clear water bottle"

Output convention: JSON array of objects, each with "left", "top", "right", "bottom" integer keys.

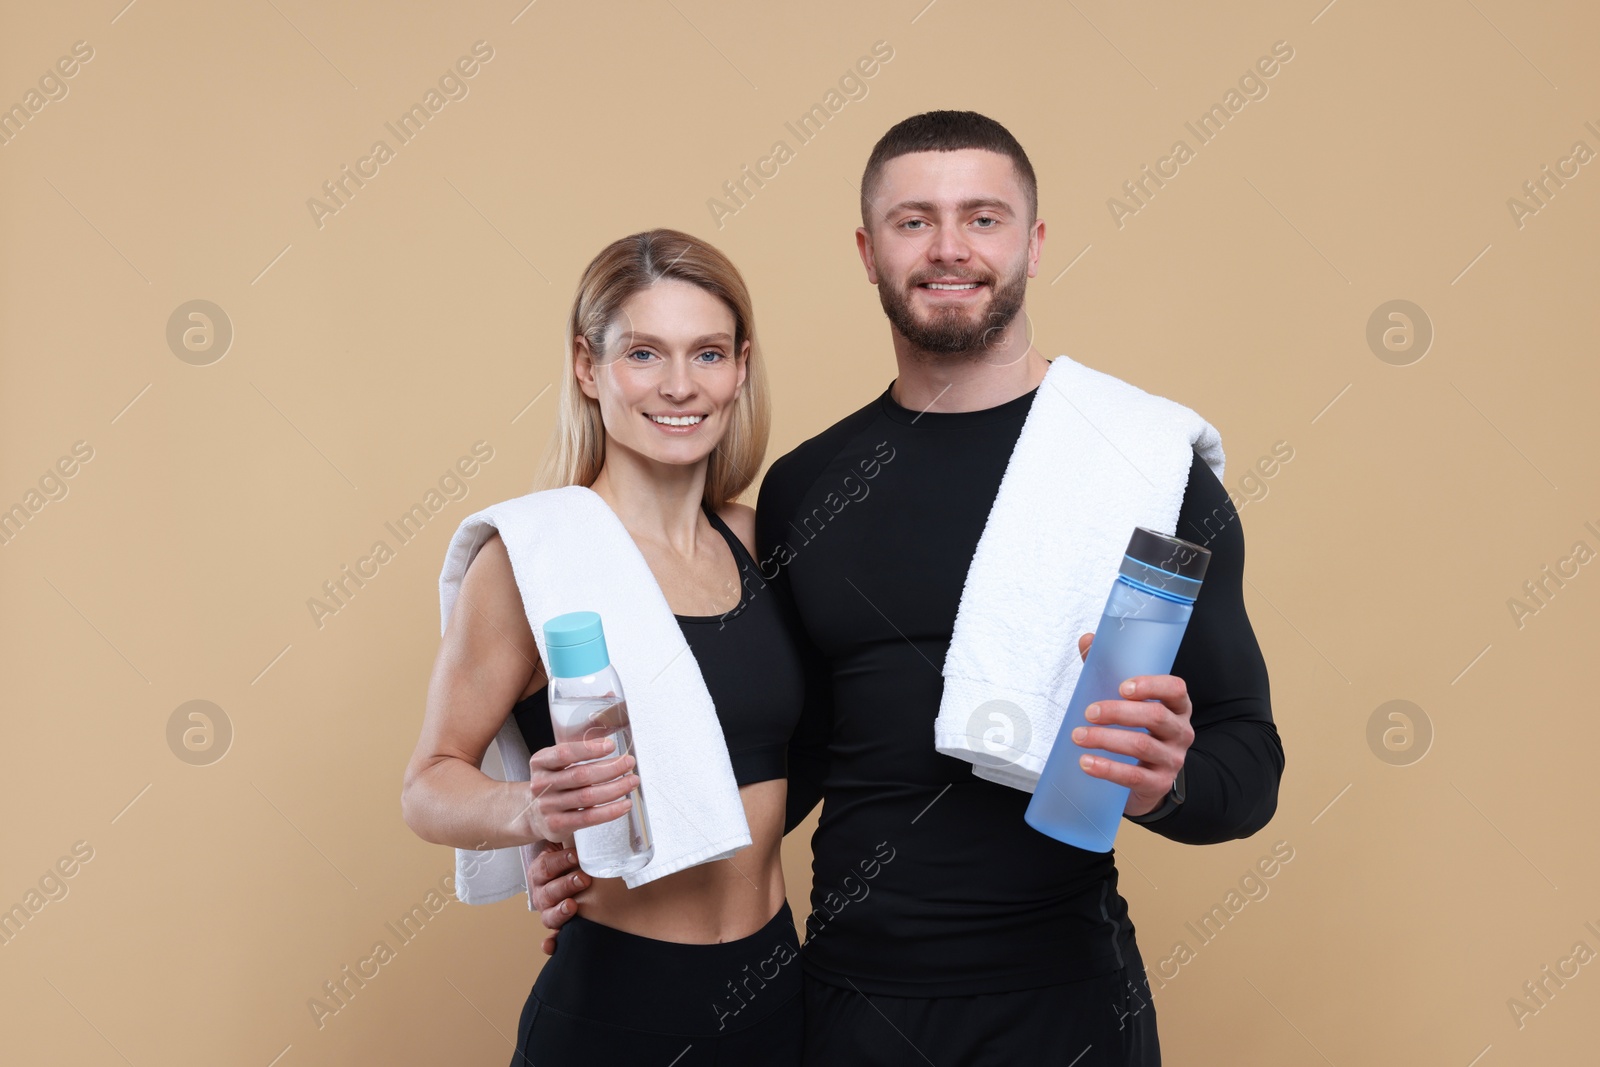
[
  {"left": 1025, "top": 528, "right": 1211, "bottom": 852},
  {"left": 542, "top": 611, "right": 654, "bottom": 878}
]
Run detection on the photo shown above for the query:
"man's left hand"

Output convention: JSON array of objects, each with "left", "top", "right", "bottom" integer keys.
[{"left": 1070, "top": 632, "right": 1194, "bottom": 818}]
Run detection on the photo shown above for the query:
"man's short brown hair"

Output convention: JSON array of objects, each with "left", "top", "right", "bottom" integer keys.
[{"left": 859, "top": 110, "right": 1038, "bottom": 228}]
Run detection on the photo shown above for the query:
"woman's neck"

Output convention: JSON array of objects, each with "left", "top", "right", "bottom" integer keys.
[{"left": 587, "top": 451, "right": 712, "bottom": 554}]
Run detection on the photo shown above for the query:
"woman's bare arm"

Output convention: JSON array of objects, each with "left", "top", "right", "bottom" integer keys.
[{"left": 400, "top": 531, "right": 638, "bottom": 851}]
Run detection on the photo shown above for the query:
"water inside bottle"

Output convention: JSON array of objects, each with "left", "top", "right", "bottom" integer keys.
[
  {"left": 1027, "top": 614, "right": 1189, "bottom": 851},
  {"left": 548, "top": 696, "right": 653, "bottom": 877}
]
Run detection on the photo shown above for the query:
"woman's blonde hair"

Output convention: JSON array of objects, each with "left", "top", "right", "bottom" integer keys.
[{"left": 534, "top": 228, "right": 770, "bottom": 508}]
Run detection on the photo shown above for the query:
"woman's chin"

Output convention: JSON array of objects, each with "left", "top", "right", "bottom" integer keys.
[{"left": 616, "top": 437, "right": 721, "bottom": 470}]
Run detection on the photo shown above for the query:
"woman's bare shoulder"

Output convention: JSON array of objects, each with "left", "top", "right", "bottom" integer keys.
[{"left": 457, "top": 532, "right": 530, "bottom": 638}]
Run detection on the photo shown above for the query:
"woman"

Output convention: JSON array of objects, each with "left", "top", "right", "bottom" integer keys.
[{"left": 402, "top": 229, "right": 810, "bottom": 1064}]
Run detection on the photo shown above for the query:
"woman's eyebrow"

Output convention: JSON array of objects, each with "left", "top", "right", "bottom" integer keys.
[{"left": 620, "top": 331, "right": 734, "bottom": 348}]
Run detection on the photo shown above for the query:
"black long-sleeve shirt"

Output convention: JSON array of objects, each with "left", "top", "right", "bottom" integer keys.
[{"left": 759, "top": 376, "right": 1285, "bottom": 997}]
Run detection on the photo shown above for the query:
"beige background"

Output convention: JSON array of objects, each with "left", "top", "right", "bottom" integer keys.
[{"left": 2, "top": 0, "right": 1596, "bottom": 1063}]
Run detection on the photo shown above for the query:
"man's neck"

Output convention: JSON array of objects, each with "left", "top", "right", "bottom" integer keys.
[{"left": 889, "top": 332, "right": 1051, "bottom": 414}]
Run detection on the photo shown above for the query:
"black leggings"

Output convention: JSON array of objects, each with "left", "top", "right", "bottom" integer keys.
[{"left": 512, "top": 900, "right": 803, "bottom": 1066}]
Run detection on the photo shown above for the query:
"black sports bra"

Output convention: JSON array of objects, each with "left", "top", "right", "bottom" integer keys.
[{"left": 511, "top": 505, "right": 806, "bottom": 787}]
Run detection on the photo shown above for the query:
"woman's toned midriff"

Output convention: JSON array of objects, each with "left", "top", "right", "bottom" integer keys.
[
  {"left": 516, "top": 671, "right": 791, "bottom": 946},
  {"left": 565, "top": 778, "right": 787, "bottom": 944}
]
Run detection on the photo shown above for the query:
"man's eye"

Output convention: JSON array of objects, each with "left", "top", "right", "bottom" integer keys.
[
  {"left": 974, "top": 216, "right": 998, "bottom": 227},
  {"left": 901, "top": 219, "right": 926, "bottom": 230}
]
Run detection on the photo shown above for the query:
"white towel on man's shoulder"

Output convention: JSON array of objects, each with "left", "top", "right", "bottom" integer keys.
[
  {"left": 932, "top": 354, "right": 1225, "bottom": 792},
  {"left": 437, "top": 485, "right": 751, "bottom": 903}
]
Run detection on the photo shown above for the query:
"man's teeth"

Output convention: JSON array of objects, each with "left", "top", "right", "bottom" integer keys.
[
  {"left": 649, "top": 414, "right": 704, "bottom": 426},
  {"left": 924, "top": 282, "right": 980, "bottom": 290}
]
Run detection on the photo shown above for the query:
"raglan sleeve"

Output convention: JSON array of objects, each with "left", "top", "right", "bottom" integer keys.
[
  {"left": 755, "top": 452, "right": 835, "bottom": 836},
  {"left": 1125, "top": 450, "right": 1286, "bottom": 844}
]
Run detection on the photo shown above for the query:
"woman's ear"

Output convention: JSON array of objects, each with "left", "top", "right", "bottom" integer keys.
[
  {"left": 736, "top": 339, "right": 750, "bottom": 394},
  {"left": 574, "top": 335, "right": 600, "bottom": 401}
]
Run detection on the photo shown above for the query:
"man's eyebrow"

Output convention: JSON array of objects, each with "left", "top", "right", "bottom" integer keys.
[
  {"left": 616, "top": 331, "right": 734, "bottom": 348},
  {"left": 887, "top": 197, "right": 1015, "bottom": 215}
]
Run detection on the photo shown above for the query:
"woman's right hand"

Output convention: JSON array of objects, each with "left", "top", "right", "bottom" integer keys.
[{"left": 521, "top": 737, "right": 640, "bottom": 845}]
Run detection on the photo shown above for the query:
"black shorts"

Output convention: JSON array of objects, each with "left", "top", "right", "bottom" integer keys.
[
  {"left": 512, "top": 900, "right": 803, "bottom": 1066},
  {"left": 800, "top": 943, "right": 1160, "bottom": 1066}
]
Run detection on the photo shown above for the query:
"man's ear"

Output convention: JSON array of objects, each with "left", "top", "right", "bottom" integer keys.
[
  {"left": 574, "top": 335, "right": 600, "bottom": 400},
  {"left": 855, "top": 226, "right": 879, "bottom": 285},
  {"left": 1026, "top": 218, "right": 1046, "bottom": 279}
]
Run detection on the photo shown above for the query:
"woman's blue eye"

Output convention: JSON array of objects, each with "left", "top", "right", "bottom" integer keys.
[{"left": 625, "top": 348, "right": 723, "bottom": 362}]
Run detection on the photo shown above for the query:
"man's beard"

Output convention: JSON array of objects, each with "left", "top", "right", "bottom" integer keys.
[{"left": 877, "top": 259, "right": 1028, "bottom": 357}]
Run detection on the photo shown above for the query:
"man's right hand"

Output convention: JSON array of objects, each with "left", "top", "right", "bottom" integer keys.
[{"left": 526, "top": 840, "right": 588, "bottom": 956}]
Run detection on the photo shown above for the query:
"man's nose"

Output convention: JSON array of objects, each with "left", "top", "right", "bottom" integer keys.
[{"left": 929, "top": 223, "right": 971, "bottom": 265}]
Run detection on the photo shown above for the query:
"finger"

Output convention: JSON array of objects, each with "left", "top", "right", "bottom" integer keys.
[
  {"left": 529, "top": 737, "right": 619, "bottom": 773},
  {"left": 563, "top": 773, "right": 640, "bottom": 811},
  {"left": 1077, "top": 751, "right": 1161, "bottom": 791},
  {"left": 1078, "top": 632, "right": 1094, "bottom": 662},
  {"left": 527, "top": 758, "right": 636, "bottom": 818},
  {"left": 531, "top": 755, "right": 637, "bottom": 803},
  {"left": 540, "top": 896, "right": 578, "bottom": 932},
  {"left": 1083, "top": 699, "right": 1169, "bottom": 732},
  {"left": 546, "top": 795, "right": 634, "bottom": 836},
  {"left": 532, "top": 865, "right": 591, "bottom": 913},
  {"left": 542, "top": 935, "right": 558, "bottom": 956},
  {"left": 547, "top": 752, "right": 637, "bottom": 791},
  {"left": 1114, "top": 677, "right": 1192, "bottom": 740},
  {"left": 536, "top": 773, "right": 640, "bottom": 823},
  {"left": 527, "top": 846, "right": 581, "bottom": 900},
  {"left": 529, "top": 737, "right": 620, "bottom": 772},
  {"left": 1117, "top": 674, "right": 1189, "bottom": 709},
  {"left": 1071, "top": 723, "right": 1163, "bottom": 765}
]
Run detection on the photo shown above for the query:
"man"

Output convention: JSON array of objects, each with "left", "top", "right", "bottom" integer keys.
[{"left": 532, "top": 111, "right": 1284, "bottom": 1065}]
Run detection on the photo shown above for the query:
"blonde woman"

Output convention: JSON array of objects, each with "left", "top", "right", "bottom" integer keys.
[{"left": 402, "top": 230, "right": 812, "bottom": 1064}]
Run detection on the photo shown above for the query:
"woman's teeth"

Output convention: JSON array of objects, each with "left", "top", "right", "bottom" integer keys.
[{"left": 649, "top": 414, "right": 704, "bottom": 426}]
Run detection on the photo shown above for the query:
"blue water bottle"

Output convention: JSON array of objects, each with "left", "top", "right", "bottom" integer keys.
[{"left": 1025, "top": 527, "right": 1211, "bottom": 852}]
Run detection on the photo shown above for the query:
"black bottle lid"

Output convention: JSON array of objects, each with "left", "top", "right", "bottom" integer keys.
[{"left": 1126, "top": 526, "right": 1211, "bottom": 582}]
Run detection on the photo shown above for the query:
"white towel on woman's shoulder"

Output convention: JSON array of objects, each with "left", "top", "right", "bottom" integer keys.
[
  {"left": 932, "top": 354, "right": 1225, "bottom": 792},
  {"left": 437, "top": 485, "right": 751, "bottom": 903}
]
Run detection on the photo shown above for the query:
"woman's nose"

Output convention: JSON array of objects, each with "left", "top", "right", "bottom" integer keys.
[{"left": 659, "top": 357, "right": 695, "bottom": 400}]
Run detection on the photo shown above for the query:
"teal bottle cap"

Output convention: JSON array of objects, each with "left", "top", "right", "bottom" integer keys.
[{"left": 543, "top": 611, "right": 611, "bottom": 678}]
